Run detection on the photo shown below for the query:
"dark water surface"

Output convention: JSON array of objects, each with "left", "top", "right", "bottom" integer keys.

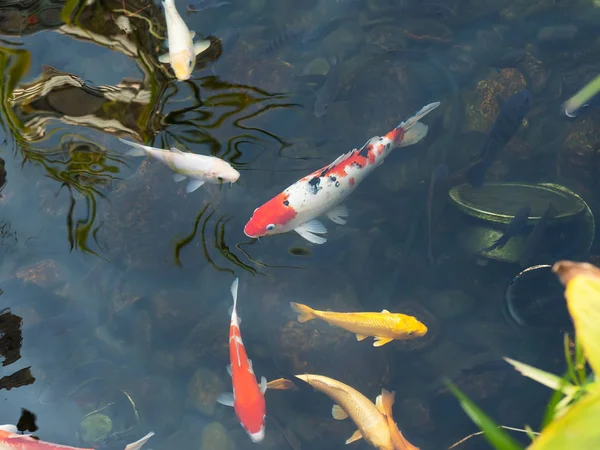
[{"left": 1, "top": 0, "right": 599, "bottom": 449}]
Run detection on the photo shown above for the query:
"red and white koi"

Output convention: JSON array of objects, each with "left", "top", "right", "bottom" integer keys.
[
  {"left": 216, "top": 278, "right": 267, "bottom": 443},
  {"left": 0, "top": 425, "right": 153, "bottom": 450},
  {"left": 243, "top": 101, "right": 440, "bottom": 244}
]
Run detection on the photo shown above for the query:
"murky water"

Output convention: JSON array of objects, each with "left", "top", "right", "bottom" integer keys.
[{"left": 0, "top": 0, "right": 598, "bottom": 449}]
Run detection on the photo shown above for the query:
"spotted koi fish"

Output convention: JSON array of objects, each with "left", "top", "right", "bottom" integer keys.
[
  {"left": 216, "top": 278, "right": 267, "bottom": 443},
  {"left": 0, "top": 425, "right": 153, "bottom": 450},
  {"left": 243, "top": 101, "right": 440, "bottom": 244}
]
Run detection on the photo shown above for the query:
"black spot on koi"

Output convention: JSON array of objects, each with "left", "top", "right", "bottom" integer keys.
[{"left": 308, "top": 176, "right": 321, "bottom": 194}]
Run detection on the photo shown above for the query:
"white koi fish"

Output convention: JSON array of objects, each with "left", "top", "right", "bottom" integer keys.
[
  {"left": 243, "top": 102, "right": 440, "bottom": 244},
  {"left": 159, "top": 0, "right": 211, "bottom": 81},
  {"left": 118, "top": 138, "right": 240, "bottom": 193}
]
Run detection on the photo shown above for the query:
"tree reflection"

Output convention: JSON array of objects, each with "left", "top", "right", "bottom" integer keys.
[{"left": 0, "top": 0, "right": 299, "bottom": 273}]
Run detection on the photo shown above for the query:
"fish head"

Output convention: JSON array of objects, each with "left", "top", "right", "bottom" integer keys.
[
  {"left": 244, "top": 193, "right": 297, "bottom": 238},
  {"left": 395, "top": 316, "right": 428, "bottom": 339},
  {"left": 170, "top": 49, "right": 195, "bottom": 81},
  {"left": 212, "top": 159, "right": 240, "bottom": 183}
]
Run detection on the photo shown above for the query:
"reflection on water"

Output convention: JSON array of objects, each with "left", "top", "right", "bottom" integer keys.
[{"left": 1, "top": 0, "right": 599, "bottom": 449}]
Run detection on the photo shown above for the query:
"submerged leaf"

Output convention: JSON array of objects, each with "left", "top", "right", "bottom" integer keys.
[
  {"left": 447, "top": 381, "right": 523, "bottom": 450},
  {"left": 553, "top": 261, "right": 600, "bottom": 375},
  {"left": 504, "top": 358, "right": 577, "bottom": 396},
  {"left": 529, "top": 386, "right": 600, "bottom": 449}
]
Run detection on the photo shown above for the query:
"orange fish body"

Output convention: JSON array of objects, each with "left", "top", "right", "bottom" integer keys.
[
  {"left": 290, "top": 303, "right": 428, "bottom": 347},
  {"left": 0, "top": 426, "right": 153, "bottom": 450},
  {"left": 217, "top": 278, "right": 267, "bottom": 443}
]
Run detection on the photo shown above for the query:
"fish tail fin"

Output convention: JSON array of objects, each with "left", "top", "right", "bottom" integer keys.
[
  {"left": 398, "top": 122, "right": 428, "bottom": 147},
  {"left": 290, "top": 302, "right": 316, "bottom": 322},
  {"left": 119, "top": 138, "right": 148, "bottom": 157},
  {"left": 396, "top": 102, "right": 440, "bottom": 132},
  {"left": 378, "top": 390, "right": 421, "bottom": 450},
  {"left": 230, "top": 278, "right": 239, "bottom": 318},
  {"left": 124, "top": 432, "right": 154, "bottom": 450}
]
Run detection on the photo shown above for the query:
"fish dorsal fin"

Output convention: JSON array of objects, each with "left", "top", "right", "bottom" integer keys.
[
  {"left": 260, "top": 376, "right": 267, "bottom": 394},
  {"left": 381, "top": 309, "right": 390, "bottom": 313},
  {"left": 378, "top": 389, "right": 395, "bottom": 417},
  {"left": 324, "top": 149, "right": 356, "bottom": 172},
  {"left": 331, "top": 404, "right": 348, "bottom": 420},
  {"left": 170, "top": 146, "right": 184, "bottom": 154},
  {"left": 345, "top": 429, "right": 363, "bottom": 444}
]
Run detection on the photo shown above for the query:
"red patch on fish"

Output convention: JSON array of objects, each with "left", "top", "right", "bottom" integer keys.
[
  {"left": 386, "top": 126, "right": 405, "bottom": 144},
  {"left": 244, "top": 192, "right": 297, "bottom": 236},
  {"left": 349, "top": 177, "right": 355, "bottom": 186}
]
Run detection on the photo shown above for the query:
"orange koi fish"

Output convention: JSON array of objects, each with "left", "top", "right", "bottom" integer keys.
[
  {"left": 0, "top": 426, "right": 153, "bottom": 450},
  {"left": 243, "top": 102, "right": 440, "bottom": 244},
  {"left": 217, "top": 278, "right": 267, "bottom": 443}
]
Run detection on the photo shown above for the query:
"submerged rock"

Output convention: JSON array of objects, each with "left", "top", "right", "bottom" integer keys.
[
  {"left": 201, "top": 421, "right": 237, "bottom": 450},
  {"left": 187, "top": 368, "right": 226, "bottom": 417}
]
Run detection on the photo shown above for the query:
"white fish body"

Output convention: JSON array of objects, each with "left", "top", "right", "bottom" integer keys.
[
  {"left": 118, "top": 139, "right": 240, "bottom": 193},
  {"left": 160, "top": 0, "right": 211, "bottom": 81}
]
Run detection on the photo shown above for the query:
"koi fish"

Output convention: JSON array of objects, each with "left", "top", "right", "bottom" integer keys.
[
  {"left": 290, "top": 303, "right": 427, "bottom": 347},
  {"left": 244, "top": 101, "right": 440, "bottom": 244},
  {"left": 480, "top": 206, "right": 531, "bottom": 253},
  {"left": 466, "top": 89, "right": 531, "bottom": 188},
  {"left": 287, "top": 374, "right": 418, "bottom": 450},
  {"left": 159, "top": 0, "right": 211, "bottom": 81},
  {"left": 216, "top": 278, "right": 267, "bottom": 443},
  {"left": 118, "top": 138, "right": 240, "bottom": 193},
  {"left": 0, "top": 425, "right": 153, "bottom": 450}
]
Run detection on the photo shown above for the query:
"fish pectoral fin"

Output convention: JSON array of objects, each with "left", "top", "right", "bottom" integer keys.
[
  {"left": 186, "top": 179, "right": 205, "bottom": 193},
  {"left": 158, "top": 52, "right": 170, "bottom": 64},
  {"left": 170, "top": 146, "right": 184, "bottom": 154},
  {"left": 355, "top": 334, "right": 368, "bottom": 341},
  {"left": 194, "top": 39, "right": 211, "bottom": 55},
  {"left": 173, "top": 173, "right": 187, "bottom": 183},
  {"left": 331, "top": 404, "right": 348, "bottom": 420},
  {"left": 266, "top": 378, "right": 297, "bottom": 390},
  {"left": 373, "top": 336, "right": 393, "bottom": 347},
  {"left": 259, "top": 376, "right": 268, "bottom": 394},
  {"left": 190, "top": 31, "right": 196, "bottom": 39},
  {"left": 247, "top": 358, "right": 254, "bottom": 373},
  {"left": 345, "top": 429, "right": 363, "bottom": 445},
  {"left": 226, "top": 364, "right": 232, "bottom": 376},
  {"left": 381, "top": 309, "right": 390, "bottom": 313},
  {"left": 326, "top": 205, "right": 349, "bottom": 225},
  {"left": 399, "top": 121, "right": 428, "bottom": 148},
  {"left": 216, "top": 392, "right": 235, "bottom": 407},
  {"left": 0, "top": 425, "right": 18, "bottom": 433},
  {"left": 295, "top": 220, "right": 327, "bottom": 245},
  {"left": 375, "top": 394, "right": 385, "bottom": 414}
]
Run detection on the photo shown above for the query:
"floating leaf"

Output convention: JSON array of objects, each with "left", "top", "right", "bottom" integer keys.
[
  {"left": 553, "top": 261, "right": 600, "bottom": 375},
  {"left": 504, "top": 358, "right": 577, "bottom": 396},
  {"left": 447, "top": 380, "right": 523, "bottom": 450},
  {"left": 529, "top": 385, "right": 600, "bottom": 449}
]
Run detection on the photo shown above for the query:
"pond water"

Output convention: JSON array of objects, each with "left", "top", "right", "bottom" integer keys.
[{"left": 0, "top": 0, "right": 598, "bottom": 449}]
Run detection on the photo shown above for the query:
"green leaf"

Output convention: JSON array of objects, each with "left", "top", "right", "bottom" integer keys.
[
  {"left": 504, "top": 358, "right": 577, "bottom": 396},
  {"left": 529, "top": 385, "right": 600, "bottom": 449},
  {"left": 446, "top": 380, "right": 523, "bottom": 450}
]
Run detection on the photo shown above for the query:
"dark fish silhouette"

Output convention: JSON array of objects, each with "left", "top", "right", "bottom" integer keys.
[
  {"left": 427, "top": 164, "right": 449, "bottom": 264},
  {"left": 480, "top": 206, "right": 531, "bottom": 252},
  {"left": 314, "top": 56, "right": 341, "bottom": 118},
  {"left": 519, "top": 201, "right": 558, "bottom": 267},
  {"left": 467, "top": 89, "right": 531, "bottom": 188}
]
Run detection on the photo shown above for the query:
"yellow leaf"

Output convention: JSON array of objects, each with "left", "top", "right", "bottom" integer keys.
[
  {"left": 529, "top": 385, "right": 600, "bottom": 449},
  {"left": 554, "top": 261, "right": 600, "bottom": 375}
]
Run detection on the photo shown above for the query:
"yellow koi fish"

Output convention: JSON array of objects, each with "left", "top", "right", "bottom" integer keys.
[
  {"left": 279, "top": 374, "right": 418, "bottom": 450},
  {"left": 290, "top": 302, "right": 427, "bottom": 347}
]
